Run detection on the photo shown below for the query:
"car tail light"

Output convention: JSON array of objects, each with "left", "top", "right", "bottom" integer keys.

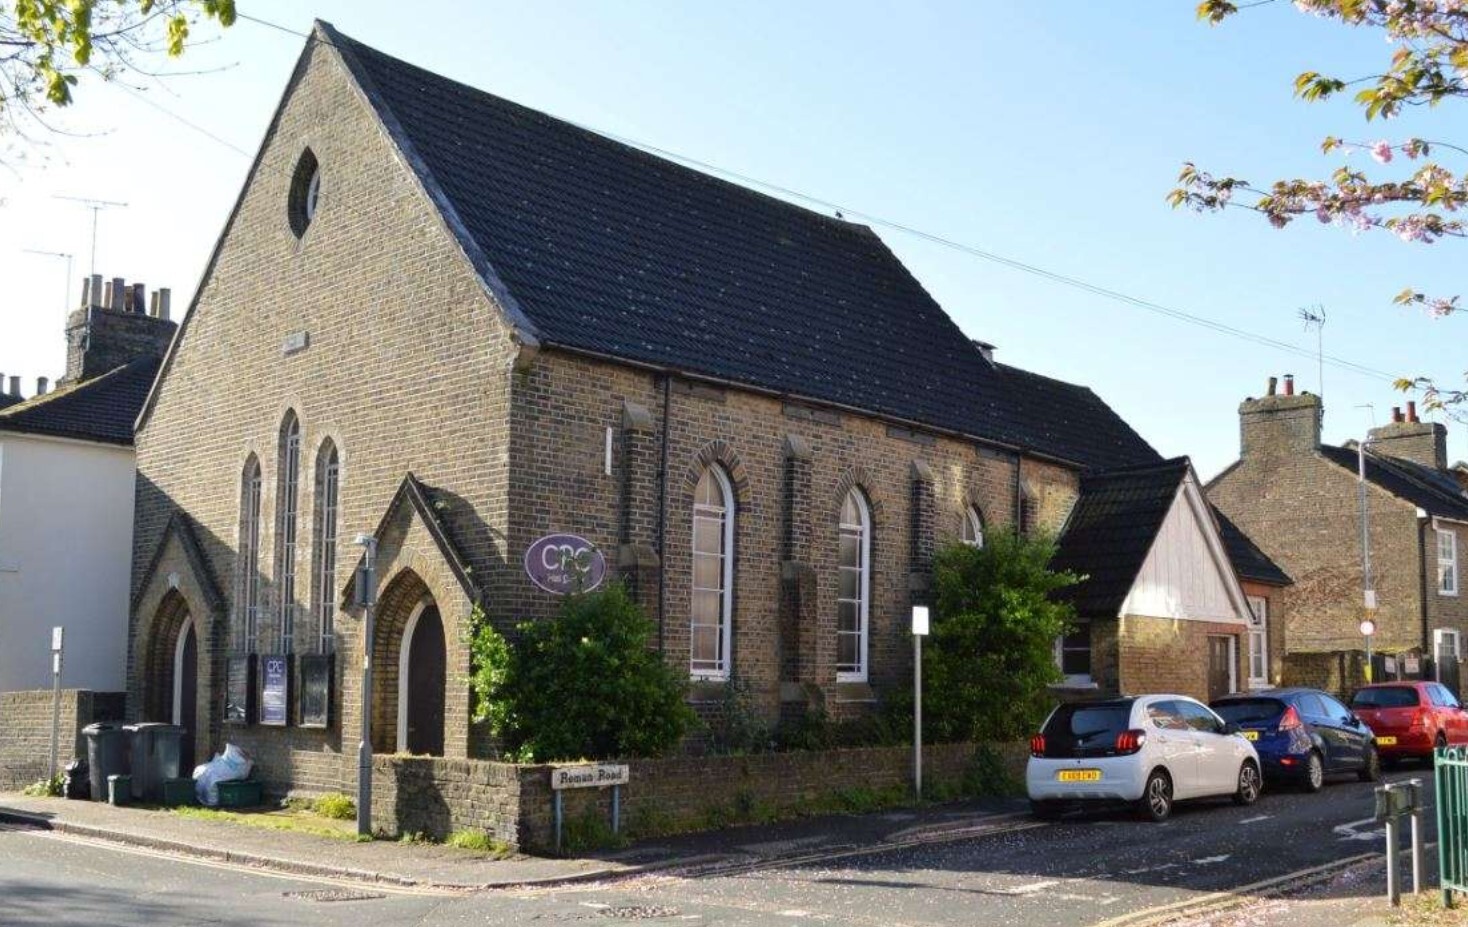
[
  {"left": 1030, "top": 734, "right": 1046, "bottom": 757},
  {"left": 1410, "top": 709, "right": 1429, "bottom": 731},
  {"left": 1115, "top": 729, "right": 1147, "bottom": 755},
  {"left": 1278, "top": 706, "right": 1303, "bottom": 732}
]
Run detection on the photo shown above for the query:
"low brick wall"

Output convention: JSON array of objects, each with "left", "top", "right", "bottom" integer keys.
[
  {"left": 0, "top": 689, "right": 124, "bottom": 790},
  {"left": 372, "top": 741, "right": 1026, "bottom": 852}
]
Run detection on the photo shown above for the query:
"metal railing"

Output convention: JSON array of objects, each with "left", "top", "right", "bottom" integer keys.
[{"left": 1437, "top": 746, "right": 1468, "bottom": 906}]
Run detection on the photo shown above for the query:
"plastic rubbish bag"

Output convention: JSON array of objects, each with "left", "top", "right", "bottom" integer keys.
[{"left": 192, "top": 743, "right": 253, "bottom": 806}]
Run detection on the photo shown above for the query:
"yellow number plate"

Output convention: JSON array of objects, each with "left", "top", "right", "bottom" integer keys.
[
  {"left": 1243, "top": 730, "right": 1259, "bottom": 741},
  {"left": 1377, "top": 736, "right": 1398, "bottom": 746},
  {"left": 1056, "top": 769, "right": 1102, "bottom": 783}
]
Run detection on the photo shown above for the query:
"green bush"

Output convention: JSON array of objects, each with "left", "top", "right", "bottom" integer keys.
[
  {"left": 311, "top": 793, "right": 356, "bottom": 820},
  {"left": 21, "top": 775, "right": 62, "bottom": 798},
  {"left": 445, "top": 829, "right": 513, "bottom": 857},
  {"left": 707, "top": 677, "right": 773, "bottom": 755},
  {"left": 923, "top": 532, "right": 1080, "bottom": 743},
  {"left": 474, "top": 583, "right": 697, "bottom": 762}
]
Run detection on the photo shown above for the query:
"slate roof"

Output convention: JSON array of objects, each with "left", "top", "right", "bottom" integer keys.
[
  {"left": 326, "top": 25, "right": 1159, "bottom": 472},
  {"left": 0, "top": 393, "right": 22, "bottom": 411},
  {"left": 1319, "top": 444, "right": 1468, "bottom": 523},
  {"left": 1213, "top": 509, "right": 1291, "bottom": 587},
  {"left": 1051, "top": 458, "right": 1191, "bottom": 618},
  {"left": 0, "top": 358, "right": 159, "bottom": 446}
]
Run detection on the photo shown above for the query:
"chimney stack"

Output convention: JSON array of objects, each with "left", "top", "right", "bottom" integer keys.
[
  {"left": 36, "top": 377, "right": 48, "bottom": 396},
  {"left": 59, "top": 272, "right": 179, "bottom": 386},
  {"left": 1239, "top": 378, "right": 1323, "bottom": 459},
  {"left": 1368, "top": 406, "right": 1447, "bottom": 470},
  {"left": 1283, "top": 374, "right": 1295, "bottom": 396}
]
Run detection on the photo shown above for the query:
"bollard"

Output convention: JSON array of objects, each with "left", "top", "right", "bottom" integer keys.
[
  {"left": 1386, "top": 814, "right": 1401, "bottom": 907},
  {"left": 1410, "top": 778, "right": 1426, "bottom": 897}
]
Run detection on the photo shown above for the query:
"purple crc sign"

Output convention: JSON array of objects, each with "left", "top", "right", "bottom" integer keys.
[{"left": 524, "top": 534, "right": 607, "bottom": 595}]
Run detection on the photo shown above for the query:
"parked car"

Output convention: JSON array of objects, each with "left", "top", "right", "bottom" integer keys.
[
  {"left": 1027, "top": 694, "right": 1261, "bottom": 822},
  {"left": 1211, "top": 688, "right": 1380, "bottom": 791},
  {"left": 1350, "top": 681, "right": 1468, "bottom": 765}
]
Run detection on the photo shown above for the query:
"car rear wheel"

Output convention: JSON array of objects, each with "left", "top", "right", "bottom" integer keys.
[
  {"left": 1233, "top": 761, "right": 1262, "bottom": 805},
  {"left": 1030, "top": 800, "right": 1065, "bottom": 821},
  {"left": 1358, "top": 746, "right": 1381, "bottom": 782},
  {"left": 1136, "top": 769, "right": 1173, "bottom": 822},
  {"left": 1302, "top": 751, "right": 1325, "bottom": 793}
]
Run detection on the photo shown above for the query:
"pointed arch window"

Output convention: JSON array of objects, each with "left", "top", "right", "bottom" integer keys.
[
  {"left": 276, "top": 412, "right": 302, "bottom": 653},
  {"left": 313, "top": 440, "right": 340, "bottom": 654},
  {"left": 837, "top": 488, "right": 871, "bottom": 682},
  {"left": 237, "top": 455, "right": 263, "bottom": 654},
  {"left": 692, "top": 466, "right": 735, "bottom": 678},
  {"left": 961, "top": 506, "right": 986, "bottom": 548}
]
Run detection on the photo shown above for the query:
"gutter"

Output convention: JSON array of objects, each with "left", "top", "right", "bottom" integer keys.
[{"left": 539, "top": 340, "right": 1091, "bottom": 472}]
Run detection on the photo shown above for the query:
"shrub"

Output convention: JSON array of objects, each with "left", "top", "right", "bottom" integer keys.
[
  {"left": 707, "top": 677, "right": 773, "bottom": 755},
  {"left": 483, "top": 583, "right": 697, "bottom": 761},
  {"left": 21, "top": 775, "right": 62, "bottom": 798},
  {"left": 311, "top": 793, "right": 356, "bottom": 820},
  {"left": 923, "top": 532, "right": 1080, "bottom": 743},
  {"left": 446, "top": 830, "right": 513, "bottom": 857},
  {"left": 468, "top": 604, "right": 512, "bottom": 736}
]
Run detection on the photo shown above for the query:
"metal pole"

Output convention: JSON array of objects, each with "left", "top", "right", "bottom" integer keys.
[
  {"left": 1411, "top": 778, "right": 1425, "bottom": 896},
  {"left": 355, "top": 538, "right": 377, "bottom": 838},
  {"left": 914, "top": 633, "right": 923, "bottom": 799},
  {"left": 1359, "top": 440, "right": 1375, "bottom": 683},
  {"left": 612, "top": 784, "right": 621, "bottom": 835},
  {"left": 48, "top": 647, "right": 63, "bottom": 782},
  {"left": 1387, "top": 815, "right": 1401, "bottom": 906},
  {"left": 555, "top": 791, "right": 564, "bottom": 854}
]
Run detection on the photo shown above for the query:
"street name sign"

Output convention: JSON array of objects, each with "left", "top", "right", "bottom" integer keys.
[{"left": 550, "top": 764, "right": 630, "bottom": 790}]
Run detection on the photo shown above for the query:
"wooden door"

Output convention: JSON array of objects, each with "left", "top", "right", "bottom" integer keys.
[
  {"left": 1207, "top": 636, "right": 1234, "bottom": 701},
  {"left": 405, "top": 606, "right": 446, "bottom": 756}
]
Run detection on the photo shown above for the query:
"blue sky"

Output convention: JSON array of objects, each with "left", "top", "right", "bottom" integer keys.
[{"left": 2, "top": 1, "right": 1462, "bottom": 477}]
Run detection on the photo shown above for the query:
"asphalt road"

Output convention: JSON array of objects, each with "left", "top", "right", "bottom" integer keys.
[{"left": 0, "top": 767, "right": 1434, "bottom": 927}]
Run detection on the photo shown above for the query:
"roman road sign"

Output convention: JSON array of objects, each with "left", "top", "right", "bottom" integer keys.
[
  {"left": 524, "top": 534, "right": 607, "bottom": 595},
  {"left": 551, "top": 763, "right": 630, "bottom": 790}
]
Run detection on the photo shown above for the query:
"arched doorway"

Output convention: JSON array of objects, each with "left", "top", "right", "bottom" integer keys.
[
  {"left": 397, "top": 601, "right": 446, "bottom": 756},
  {"left": 172, "top": 615, "right": 198, "bottom": 768}
]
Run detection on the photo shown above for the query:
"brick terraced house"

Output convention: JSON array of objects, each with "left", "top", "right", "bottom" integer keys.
[
  {"left": 128, "top": 22, "right": 1276, "bottom": 797},
  {"left": 1209, "top": 378, "right": 1468, "bottom": 695}
]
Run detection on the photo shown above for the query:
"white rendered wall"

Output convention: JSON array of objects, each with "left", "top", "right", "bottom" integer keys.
[{"left": 0, "top": 434, "right": 135, "bottom": 692}]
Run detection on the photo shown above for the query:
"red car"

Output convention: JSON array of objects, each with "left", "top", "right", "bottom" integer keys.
[{"left": 1350, "top": 681, "right": 1468, "bottom": 763}]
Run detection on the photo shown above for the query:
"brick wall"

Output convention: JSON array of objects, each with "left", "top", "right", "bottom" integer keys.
[
  {"left": 372, "top": 741, "right": 1028, "bottom": 852},
  {"left": 0, "top": 689, "right": 124, "bottom": 789},
  {"left": 1115, "top": 615, "right": 1245, "bottom": 701}
]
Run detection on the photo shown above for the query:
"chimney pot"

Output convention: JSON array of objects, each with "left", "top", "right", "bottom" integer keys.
[
  {"left": 158, "top": 288, "right": 171, "bottom": 321},
  {"left": 36, "top": 377, "right": 48, "bottom": 396},
  {"left": 132, "top": 282, "right": 146, "bottom": 314},
  {"left": 1392, "top": 406, "right": 1403, "bottom": 424},
  {"left": 110, "top": 277, "right": 125, "bottom": 312},
  {"left": 7, "top": 376, "right": 18, "bottom": 397},
  {"left": 1267, "top": 376, "right": 1278, "bottom": 396},
  {"left": 1408, "top": 401, "right": 1419, "bottom": 423},
  {"left": 1283, "top": 374, "right": 1295, "bottom": 396},
  {"left": 89, "top": 274, "right": 103, "bottom": 309}
]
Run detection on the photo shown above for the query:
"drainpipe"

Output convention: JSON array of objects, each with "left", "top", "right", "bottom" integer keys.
[
  {"left": 1419, "top": 509, "right": 1432, "bottom": 675},
  {"left": 656, "top": 375, "right": 672, "bottom": 651},
  {"left": 1012, "top": 454, "right": 1024, "bottom": 533}
]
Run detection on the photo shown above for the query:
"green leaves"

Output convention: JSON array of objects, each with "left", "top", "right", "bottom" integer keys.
[
  {"left": 1295, "top": 71, "right": 1345, "bottom": 102},
  {"left": 920, "top": 532, "right": 1080, "bottom": 745}
]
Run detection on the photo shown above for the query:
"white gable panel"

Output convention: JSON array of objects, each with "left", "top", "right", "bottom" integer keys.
[{"left": 1119, "top": 481, "right": 1250, "bottom": 624}]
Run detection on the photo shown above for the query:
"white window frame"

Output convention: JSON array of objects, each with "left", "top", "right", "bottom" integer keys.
[
  {"left": 238, "top": 457, "right": 263, "bottom": 654},
  {"left": 1054, "top": 621, "right": 1093, "bottom": 686},
  {"left": 837, "top": 488, "right": 871, "bottom": 683},
  {"left": 1246, "top": 595, "right": 1269, "bottom": 688},
  {"left": 1436, "top": 628, "right": 1461, "bottom": 662},
  {"left": 690, "top": 466, "right": 735, "bottom": 680},
  {"left": 961, "top": 506, "right": 985, "bottom": 548},
  {"left": 313, "top": 441, "right": 340, "bottom": 655},
  {"left": 1440, "top": 528, "right": 1459, "bottom": 597},
  {"left": 276, "top": 413, "right": 302, "bottom": 653}
]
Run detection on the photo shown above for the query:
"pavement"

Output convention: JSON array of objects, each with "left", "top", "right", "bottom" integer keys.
[
  {"left": 0, "top": 789, "right": 1031, "bottom": 889},
  {"left": 0, "top": 765, "right": 1455, "bottom": 925}
]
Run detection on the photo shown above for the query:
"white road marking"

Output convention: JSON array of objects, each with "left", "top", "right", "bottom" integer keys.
[
  {"left": 776, "top": 911, "right": 812, "bottom": 918},
  {"left": 1120, "top": 863, "right": 1177, "bottom": 875},
  {"left": 1191, "top": 855, "right": 1230, "bottom": 865},
  {"left": 1239, "top": 814, "right": 1272, "bottom": 824},
  {"left": 1334, "top": 817, "right": 1385, "bottom": 842},
  {"left": 1000, "top": 879, "right": 1060, "bottom": 895}
]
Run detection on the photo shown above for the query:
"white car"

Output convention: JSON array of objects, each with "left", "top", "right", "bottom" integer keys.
[{"left": 1026, "top": 694, "right": 1262, "bottom": 822}]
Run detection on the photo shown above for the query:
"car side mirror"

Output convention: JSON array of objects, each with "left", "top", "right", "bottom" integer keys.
[{"left": 1223, "top": 721, "right": 1242, "bottom": 736}]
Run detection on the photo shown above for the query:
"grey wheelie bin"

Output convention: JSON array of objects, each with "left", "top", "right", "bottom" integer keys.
[
  {"left": 82, "top": 723, "right": 129, "bottom": 802},
  {"left": 125, "top": 722, "right": 186, "bottom": 802}
]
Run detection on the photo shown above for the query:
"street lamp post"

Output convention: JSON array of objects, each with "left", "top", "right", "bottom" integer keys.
[
  {"left": 354, "top": 533, "right": 377, "bottom": 838},
  {"left": 1359, "top": 438, "right": 1378, "bottom": 683}
]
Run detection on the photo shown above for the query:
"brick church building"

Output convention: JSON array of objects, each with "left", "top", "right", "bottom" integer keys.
[{"left": 128, "top": 23, "right": 1270, "bottom": 795}]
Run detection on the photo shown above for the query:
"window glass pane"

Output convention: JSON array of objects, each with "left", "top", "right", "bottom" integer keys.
[
  {"left": 693, "top": 517, "right": 723, "bottom": 554},
  {"left": 1146, "top": 701, "right": 1188, "bottom": 731},
  {"left": 1295, "top": 694, "right": 1327, "bottom": 718},
  {"left": 1061, "top": 647, "right": 1091, "bottom": 676},
  {"left": 692, "top": 626, "right": 719, "bottom": 664},
  {"left": 839, "top": 533, "right": 859, "bottom": 567},
  {"left": 692, "top": 589, "right": 721, "bottom": 622},
  {"left": 838, "top": 600, "right": 859, "bottom": 634},
  {"left": 837, "top": 633, "right": 859, "bottom": 670},
  {"left": 693, "top": 554, "right": 722, "bottom": 590},
  {"left": 838, "top": 566, "right": 860, "bottom": 601},
  {"left": 841, "top": 494, "right": 860, "bottom": 526}
]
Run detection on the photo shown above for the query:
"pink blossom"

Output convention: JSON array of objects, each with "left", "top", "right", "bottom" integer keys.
[
  {"left": 1315, "top": 206, "right": 1332, "bottom": 223},
  {"left": 1371, "top": 140, "right": 1394, "bottom": 164}
]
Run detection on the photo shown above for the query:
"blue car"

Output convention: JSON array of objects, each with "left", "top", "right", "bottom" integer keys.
[{"left": 1211, "top": 688, "right": 1381, "bottom": 791}]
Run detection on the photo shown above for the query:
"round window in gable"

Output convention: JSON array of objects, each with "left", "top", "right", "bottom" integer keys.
[{"left": 288, "top": 148, "right": 321, "bottom": 238}]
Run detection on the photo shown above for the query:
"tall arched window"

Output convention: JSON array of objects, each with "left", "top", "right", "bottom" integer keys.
[
  {"left": 691, "top": 466, "right": 734, "bottom": 678},
  {"left": 837, "top": 488, "right": 871, "bottom": 682},
  {"left": 237, "top": 455, "right": 262, "bottom": 654},
  {"left": 961, "top": 506, "right": 985, "bottom": 548},
  {"left": 276, "top": 412, "right": 302, "bottom": 653},
  {"left": 312, "top": 439, "right": 340, "bottom": 654}
]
